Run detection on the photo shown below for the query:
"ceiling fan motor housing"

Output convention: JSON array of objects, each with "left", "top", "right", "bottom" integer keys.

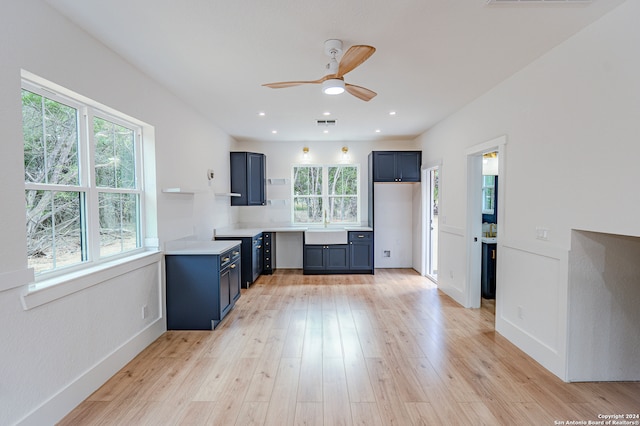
[{"left": 324, "top": 39, "right": 343, "bottom": 57}]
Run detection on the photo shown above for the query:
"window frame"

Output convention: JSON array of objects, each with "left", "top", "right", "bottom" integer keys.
[
  {"left": 291, "top": 163, "right": 360, "bottom": 225},
  {"left": 22, "top": 78, "right": 146, "bottom": 280}
]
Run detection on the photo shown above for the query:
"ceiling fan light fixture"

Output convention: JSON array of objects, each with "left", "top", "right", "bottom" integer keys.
[{"left": 323, "top": 79, "right": 345, "bottom": 95}]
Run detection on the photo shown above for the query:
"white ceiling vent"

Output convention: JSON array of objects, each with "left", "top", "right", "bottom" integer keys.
[
  {"left": 316, "top": 119, "right": 337, "bottom": 126},
  {"left": 487, "top": 0, "right": 592, "bottom": 4}
]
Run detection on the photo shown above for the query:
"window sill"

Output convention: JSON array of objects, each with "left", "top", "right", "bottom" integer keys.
[{"left": 21, "top": 250, "right": 163, "bottom": 310}]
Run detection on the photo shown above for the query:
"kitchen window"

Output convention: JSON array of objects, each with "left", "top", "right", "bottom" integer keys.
[
  {"left": 292, "top": 164, "right": 359, "bottom": 224},
  {"left": 23, "top": 79, "right": 144, "bottom": 277}
]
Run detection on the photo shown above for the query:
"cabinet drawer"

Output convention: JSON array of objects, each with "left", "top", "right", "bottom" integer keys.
[
  {"left": 348, "top": 231, "right": 373, "bottom": 242},
  {"left": 220, "top": 246, "right": 241, "bottom": 269}
]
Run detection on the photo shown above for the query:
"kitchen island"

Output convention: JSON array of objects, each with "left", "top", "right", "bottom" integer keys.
[{"left": 165, "top": 238, "right": 242, "bottom": 330}]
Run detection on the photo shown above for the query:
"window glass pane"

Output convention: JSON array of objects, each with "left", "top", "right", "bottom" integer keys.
[
  {"left": 293, "top": 166, "right": 322, "bottom": 196},
  {"left": 26, "top": 190, "right": 85, "bottom": 274},
  {"left": 293, "top": 197, "right": 323, "bottom": 223},
  {"left": 328, "top": 166, "right": 358, "bottom": 195},
  {"left": 94, "top": 117, "right": 136, "bottom": 189},
  {"left": 22, "top": 90, "right": 79, "bottom": 185},
  {"left": 329, "top": 197, "right": 358, "bottom": 223},
  {"left": 99, "top": 192, "right": 140, "bottom": 257}
]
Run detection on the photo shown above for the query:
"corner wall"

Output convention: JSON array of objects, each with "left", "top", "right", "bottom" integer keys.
[
  {"left": 416, "top": 0, "right": 640, "bottom": 380},
  {"left": 0, "top": 1, "right": 235, "bottom": 424}
]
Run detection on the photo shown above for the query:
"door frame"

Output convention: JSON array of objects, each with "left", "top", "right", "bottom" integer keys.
[
  {"left": 421, "top": 159, "right": 442, "bottom": 282},
  {"left": 465, "top": 135, "right": 506, "bottom": 308}
]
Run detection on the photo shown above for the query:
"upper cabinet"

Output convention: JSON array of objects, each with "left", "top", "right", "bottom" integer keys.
[
  {"left": 371, "top": 151, "right": 422, "bottom": 182},
  {"left": 230, "top": 152, "right": 266, "bottom": 206}
]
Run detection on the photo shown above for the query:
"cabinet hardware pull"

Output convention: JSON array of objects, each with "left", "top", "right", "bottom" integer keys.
[
  {"left": 257, "top": 245, "right": 262, "bottom": 249},
  {"left": 230, "top": 264, "right": 236, "bottom": 269},
  {"left": 492, "top": 250, "right": 496, "bottom": 260},
  {"left": 358, "top": 235, "right": 365, "bottom": 238}
]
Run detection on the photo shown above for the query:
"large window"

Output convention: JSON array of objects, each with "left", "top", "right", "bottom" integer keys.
[
  {"left": 22, "top": 80, "right": 143, "bottom": 276},
  {"left": 292, "top": 164, "right": 359, "bottom": 224}
]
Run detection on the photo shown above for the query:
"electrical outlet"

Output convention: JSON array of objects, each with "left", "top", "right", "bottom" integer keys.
[
  {"left": 383, "top": 250, "right": 391, "bottom": 258},
  {"left": 142, "top": 305, "right": 148, "bottom": 319},
  {"left": 207, "top": 169, "right": 215, "bottom": 180}
]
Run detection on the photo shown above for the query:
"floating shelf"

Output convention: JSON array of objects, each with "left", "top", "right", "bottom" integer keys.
[
  {"left": 268, "top": 178, "right": 289, "bottom": 185},
  {"left": 162, "top": 188, "right": 195, "bottom": 194},
  {"left": 215, "top": 192, "right": 241, "bottom": 197}
]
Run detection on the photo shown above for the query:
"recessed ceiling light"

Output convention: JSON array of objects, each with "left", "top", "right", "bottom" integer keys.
[
  {"left": 258, "top": 112, "right": 266, "bottom": 116},
  {"left": 389, "top": 111, "right": 396, "bottom": 116},
  {"left": 375, "top": 129, "right": 381, "bottom": 133},
  {"left": 271, "top": 130, "right": 277, "bottom": 134},
  {"left": 323, "top": 130, "right": 329, "bottom": 134},
  {"left": 323, "top": 111, "right": 331, "bottom": 116}
]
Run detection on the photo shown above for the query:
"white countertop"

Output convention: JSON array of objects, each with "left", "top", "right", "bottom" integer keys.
[
  {"left": 214, "top": 222, "right": 372, "bottom": 237},
  {"left": 164, "top": 238, "right": 241, "bottom": 255}
]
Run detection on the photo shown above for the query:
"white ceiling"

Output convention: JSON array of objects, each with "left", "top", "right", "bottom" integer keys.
[{"left": 44, "top": 0, "right": 624, "bottom": 143}]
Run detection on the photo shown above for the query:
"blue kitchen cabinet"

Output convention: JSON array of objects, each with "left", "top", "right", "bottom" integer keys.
[
  {"left": 216, "top": 233, "right": 263, "bottom": 288},
  {"left": 165, "top": 245, "right": 241, "bottom": 330},
  {"left": 349, "top": 231, "right": 374, "bottom": 273},
  {"left": 230, "top": 151, "right": 266, "bottom": 206},
  {"left": 371, "top": 151, "right": 422, "bottom": 182},
  {"left": 303, "top": 244, "right": 350, "bottom": 274}
]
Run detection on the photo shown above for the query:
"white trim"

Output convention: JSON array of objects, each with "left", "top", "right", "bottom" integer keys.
[
  {"left": 16, "top": 317, "right": 166, "bottom": 426},
  {"left": 465, "top": 134, "right": 508, "bottom": 308},
  {"left": 21, "top": 250, "right": 162, "bottom": 309},
  {"left": 0, "top": 268, "right": 35, "bottom": 292}
]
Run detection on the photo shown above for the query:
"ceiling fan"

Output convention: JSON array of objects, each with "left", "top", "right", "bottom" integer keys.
[{"left": 262, "top": 39, "right": 377, "bottom": 102}]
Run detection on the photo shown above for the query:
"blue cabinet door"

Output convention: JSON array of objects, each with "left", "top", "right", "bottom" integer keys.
[
  {"left": 373, "top": 151, "right": 397, "bottom": 182},
  {"left": 304, "top": 245, "right": 326, "bottom": 271},
  {"left": 396, "top": 152, "right": 421, "bottom": 182},
  {"left": 247, "top": 153, "right": 266, "bottom": 206},
  {"left": 326, "top": 245, "right": 349, "bottom": 270}
]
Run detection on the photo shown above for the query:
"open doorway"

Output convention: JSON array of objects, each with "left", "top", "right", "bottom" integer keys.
[
  {"left": 465, "top": 136, "right": 506, "bottom": 309},
  {"left": 422, "top": 164, "right": 440, "bottom": 282}
]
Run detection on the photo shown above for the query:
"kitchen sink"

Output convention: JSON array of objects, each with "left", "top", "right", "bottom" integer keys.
[{"left": 304, "top": 228, "right": 348, "bottom": 245}]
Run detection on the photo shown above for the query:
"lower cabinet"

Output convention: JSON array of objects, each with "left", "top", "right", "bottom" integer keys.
[
  {"left": 262, "top": 232, "right": 275, "bottom": 274},
  {"left": 165, "top": 245, "right": 241, "bottom": 330},
  {"left": 303, "top": 244, "right": 349, "bottom": 273},
  {"left": 303, "top": 231, "right": 374, "bottom": 275},
  {"left": 349, "top": 231, "right": 374, "bottom": 273},
  {"left": 216, "top": 233, "right": 262, "bottom": 288},
  {"left": 481, "top": 243, "right": 496, "bottom": 299}
]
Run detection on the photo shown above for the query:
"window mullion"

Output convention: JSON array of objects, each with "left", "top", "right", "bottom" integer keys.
[{"left": 84, "top": 107, "right": 100, "bottom": 262}]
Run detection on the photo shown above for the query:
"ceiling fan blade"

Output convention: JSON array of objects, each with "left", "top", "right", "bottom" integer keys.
[
  {"left": 337, "top": 45, "right": 376, "bottom": 77},
  {"left": 262, "top": 79, "right": 323, "bottom": 89},
  {"left": 345, "top": 83, "right": 377, "bottom": 102}
]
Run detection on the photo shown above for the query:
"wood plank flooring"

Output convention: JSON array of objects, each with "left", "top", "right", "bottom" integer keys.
[{"left": 59, "top": 269, "right": 640, "bottom": 425}]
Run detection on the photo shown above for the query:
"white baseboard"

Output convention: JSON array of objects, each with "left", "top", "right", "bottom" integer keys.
[{"left": 17, "top": 318, "right": 166, "bottom": 426}]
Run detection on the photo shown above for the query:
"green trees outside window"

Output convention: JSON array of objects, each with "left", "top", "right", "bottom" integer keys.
[
  {"left": 22, "top": 81, "right": 143, "bottom": 275},
  {"left": 292, "top": 164, "right": 359, "bottom": 224}
]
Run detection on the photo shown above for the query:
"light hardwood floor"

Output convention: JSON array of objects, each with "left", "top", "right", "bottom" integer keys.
[{"left": 59, "top": 269, "right": 640, "bottom": 425}]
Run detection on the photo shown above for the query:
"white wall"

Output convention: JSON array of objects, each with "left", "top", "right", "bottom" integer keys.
[
  {"left": 416, "top": 0, "right": 640, "bottom": 380},
  {"left": 374, "top": 183, "right": 415, "bottom": 268},
  {"left": 234, "top": 139, "right": 420, "bottom": 268},
  {"left": 568, "top": 231, "right": 640, "bottom": 381},
  {"left": 0, "top": 1, "right": 235, "bottom": 424}
]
